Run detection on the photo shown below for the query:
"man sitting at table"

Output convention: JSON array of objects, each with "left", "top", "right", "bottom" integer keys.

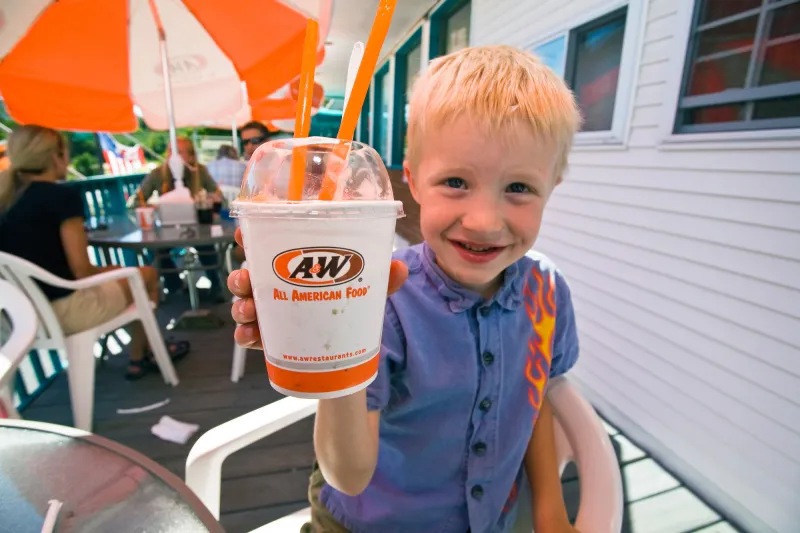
[
  {"left": 206, "top": 144, "right": 247, "bottom": 189},
  {"left": 136, "top": 137, "right": 224, "bottom": 302}
]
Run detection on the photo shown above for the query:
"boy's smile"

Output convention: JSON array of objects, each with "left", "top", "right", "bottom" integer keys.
[{"left": 407, "top": 116, "right": 560, "bottom": 297}]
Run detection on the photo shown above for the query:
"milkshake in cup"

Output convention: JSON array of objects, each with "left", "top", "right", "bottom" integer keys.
[{"left": 231, "top": 137, "right": 404, "bottom": 399}]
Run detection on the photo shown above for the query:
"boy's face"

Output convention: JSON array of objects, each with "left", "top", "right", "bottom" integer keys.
[{"left": 406, "top": 117, "right": 559, "bottom": 296}]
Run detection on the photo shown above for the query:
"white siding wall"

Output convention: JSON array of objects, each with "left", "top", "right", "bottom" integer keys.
[{"left": 472, "top": 0, "right": 800, "bottom": 531}]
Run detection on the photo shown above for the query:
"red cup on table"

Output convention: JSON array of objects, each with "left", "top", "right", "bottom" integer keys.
[{"left": 135, "top": 206, "right": 156, "bottom": 230}]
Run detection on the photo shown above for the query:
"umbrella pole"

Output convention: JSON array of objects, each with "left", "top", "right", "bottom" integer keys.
[
  {"left": 148, "top": 0, "right": 178, "bottom": 155},
  {"left": 231, "top": 116, "right": 239, "bottom": 153}
]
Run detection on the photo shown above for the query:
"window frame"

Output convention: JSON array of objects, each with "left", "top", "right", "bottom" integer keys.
[
  {"left": 659, "top": 0, "right": 800, "bottom": 148},
  {"left": 429, "top": 0, "right": 471, "bottom": 60},
  {"left": 392, "top": 28, "right": 423, "bottom": 167},
  {"left": 525, "top": 0, "right": 645, "bottom": 147},
  {"left": 673, "top": 0, "right": 800, "bottom": 135}
]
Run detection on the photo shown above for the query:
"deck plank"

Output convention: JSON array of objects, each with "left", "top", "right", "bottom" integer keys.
[{"left": 18, "top": 298, "right": 643, "bottom": 533}]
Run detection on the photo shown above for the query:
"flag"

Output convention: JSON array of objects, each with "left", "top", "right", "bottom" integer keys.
[{"left": 97, "top": 133, "right": 146, "bottom": 176}]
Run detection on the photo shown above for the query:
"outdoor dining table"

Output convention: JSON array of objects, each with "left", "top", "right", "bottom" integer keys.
[
  {"left": 0, "top": 419, "right": 225, "bottom": 533},
  {"left": 86, "top": 216, "right": 237, "bottom": 328}
]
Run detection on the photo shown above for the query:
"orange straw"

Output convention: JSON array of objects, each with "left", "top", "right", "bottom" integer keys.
[
  {"left": 287, "top": 19, "right": 320, "bottom": 201},
  {"left": 138, "top": 188, "right": 146, "bottom": 207},
  {"left": 318, "top": 0, "right": 396, "bottom": 201}
]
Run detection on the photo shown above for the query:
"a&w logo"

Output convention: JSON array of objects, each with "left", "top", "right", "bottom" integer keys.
[{"left": 273, "top": 247, "right": 364, "bottom": 287}]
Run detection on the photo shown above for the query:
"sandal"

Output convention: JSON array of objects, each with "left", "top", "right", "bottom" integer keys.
[
  {"left": 125, "top": 358, "right": 152, "bottom": 381},
  {"left": 145, "top": 340, "right": 191, "bottom": 364}
]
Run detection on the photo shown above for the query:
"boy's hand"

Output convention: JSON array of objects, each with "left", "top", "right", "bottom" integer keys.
[{"left": 229, "top": 228, "right": 408, "bottom": 349}]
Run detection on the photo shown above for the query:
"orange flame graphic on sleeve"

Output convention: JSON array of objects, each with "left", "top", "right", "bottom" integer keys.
[
  {"left": 503, "top": 267, "right": 558, "bottom": 516},
  {"left": 523, "top": 268, "right": 556, "bottom": 414}
]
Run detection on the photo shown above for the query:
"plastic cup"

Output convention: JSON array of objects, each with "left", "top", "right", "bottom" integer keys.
[
  {"left": 231, "top": 137, "right": 404, "bottom": 399},
  {"left": 135, "top": 206, "right": 155, "bottom": 230}
]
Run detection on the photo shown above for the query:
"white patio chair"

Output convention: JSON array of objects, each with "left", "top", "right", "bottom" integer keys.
[
  {"left": 0, "top": 280, "right": 39, "bottom": 419},
  {"left": 219, "top": 185, "right": 240, "bottom": 207},
  {"left": 185, "top": 377, "right": 623, "bottom": 533},
  {"left": 0, "top": 251, "right": 179, "bottom": 431}
]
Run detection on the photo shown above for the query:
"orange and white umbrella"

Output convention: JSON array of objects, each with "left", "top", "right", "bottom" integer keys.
[
  {"left": 0, "top": 0, "right": 332, "bottom": 134},
  {"left": 199, "top": 79, "right": 326, "bottom": 129}
]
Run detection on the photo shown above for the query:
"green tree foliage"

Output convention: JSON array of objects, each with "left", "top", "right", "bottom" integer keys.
[{"left": 70, "top": 152, "right": 102, "bottom": 178}]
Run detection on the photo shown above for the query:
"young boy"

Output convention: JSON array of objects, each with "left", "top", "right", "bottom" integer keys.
[{"left": 230, "top": 45, "right": 583, "bottom": 533}]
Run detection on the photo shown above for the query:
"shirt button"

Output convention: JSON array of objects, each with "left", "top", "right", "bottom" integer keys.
[
  {"left": 471, "top": 485, "right": 484, "bottom": 499},
  {"left": 472, "top": 442, "right": 487, "bottom": 455},
  {"left": 482, "top": 351, "right": 495, "bottom": 365},
  {"left": 479, "top": 398, "right": 492, "bottom": 412},
  {"left": 480, "top": 307, "right": 491, "bottom": 317}
]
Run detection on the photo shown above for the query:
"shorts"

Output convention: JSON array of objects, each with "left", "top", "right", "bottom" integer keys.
[
  {"left": 301, "top": 462, "right": 349, "bottom": 533},
  {"left": 299, "top": 463, "right": 473, "bottom": 533},
  {"left": 51, "top": 281, "right": 129, "bottom": 335}
]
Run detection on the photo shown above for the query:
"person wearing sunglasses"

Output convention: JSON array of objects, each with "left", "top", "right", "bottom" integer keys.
[{"left": 240, "top": 121, "right": 271, "bottom": 162}]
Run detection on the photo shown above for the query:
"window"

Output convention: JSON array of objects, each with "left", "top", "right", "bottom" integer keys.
[
  {"left": 373, "top": 67, "right": 391, "bottom": 163},
  {"left": 444, "top": 2, "right": 471, "bottom": 55},
  {"left": 532, "top": 35, "right": 567, "bottom": 78},
  {"left": 393, "top": 33, "right": 422, "bottom": 165},
  {"left": 675, "top": 0, "right": 800, "bottom": 133},
  {"left": 430, "top": 0, "right": 471, "bottom": 59},
  {"left": 531, "top": 7, "right": 629, "bottom": 133},
  {"left": 359, "top": 86, "right": 371, "bottom": 144},
  {"left": 566, "top": 8, "right": 628, "bottom": 132}
]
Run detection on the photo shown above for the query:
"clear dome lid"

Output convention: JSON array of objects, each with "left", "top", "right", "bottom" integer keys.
[{"left": 234, "top": 137, "right": 398, "bottom": 205}]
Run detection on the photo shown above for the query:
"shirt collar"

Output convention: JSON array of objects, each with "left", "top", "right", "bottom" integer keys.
[{"left": 420, "top": 242, "right": 525, "bottom": 313}]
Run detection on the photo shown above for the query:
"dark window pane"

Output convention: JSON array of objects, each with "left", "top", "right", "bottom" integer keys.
[
  {"left": 445, "top": 2, "right": 471, "bottom": 55},
  {"left": 688, "top": 51, "right": 751, "bottom": 95},
  {"left": 759, "top": 39, "right": 800, "bottom": 85},
  {"left": 768, "top": 1, "right": 800, "bottom": 40},
  {"left": 758, "top": 3, "right": 800, "bottom": 85},
  {"left": 571, "top": 14, "right": 627, "bottom": 131},
  {"left": 699, "top": 0, "right": 762, "bottom": 24},
  {"left": 376, "top": 74, "right": 391, "bottom": 161},
  {"left": 696, "top": 15, "right": 757, "bottom": 57},
  {"left": 403, "top": 44, "right": 421, "bottom": 157},
  {"left": 753, "top": 95, "right": 800, "bottom": 119},
  {"left": 684, "top": 104, "right": 746, "bottom": 125}
]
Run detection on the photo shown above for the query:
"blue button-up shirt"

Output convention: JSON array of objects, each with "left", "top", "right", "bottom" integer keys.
[{"left": 321, "top": 243, "right": 579, "bottom": 533}]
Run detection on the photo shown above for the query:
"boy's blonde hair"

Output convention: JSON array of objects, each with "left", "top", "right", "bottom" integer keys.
[{"left": 407, "top": 45, "right": 582, "bottom": 183}]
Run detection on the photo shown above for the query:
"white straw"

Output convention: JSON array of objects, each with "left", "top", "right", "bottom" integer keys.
[
  {"left": 343, "top": 42, "right": 365, "bottom": 110},
  {"left": 40, "top": 499, "right": 63, "bottom": 533}
]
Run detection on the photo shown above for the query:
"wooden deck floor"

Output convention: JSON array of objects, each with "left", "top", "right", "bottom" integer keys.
[{"left": 19, "top": 296, "right": 737, "bottom": 533}]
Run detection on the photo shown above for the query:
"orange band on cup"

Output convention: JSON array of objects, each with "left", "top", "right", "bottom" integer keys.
[{"left": 266, "top": 354, "right": 379, "bottom": 394}]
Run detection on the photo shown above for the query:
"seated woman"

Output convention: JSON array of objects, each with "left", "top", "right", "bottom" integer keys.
[
  {"left": 137, "top": 136, "right": 224, "bottom": 301},
  {"left": 0, "top": 125, "right": 189, "bottom": 380}
]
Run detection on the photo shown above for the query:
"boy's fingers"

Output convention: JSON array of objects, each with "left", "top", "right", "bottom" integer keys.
[
  {"left": 231, "top": 297, "right": 257, "bottom": 325},
  {"left": 227, "top": 269, "right": 252, "bottom": 298},
  {"left": 387, "top": 260, "right": 408, "bottom": 296},
  {"left": 234, "top": 324, "right": 262, "bottom": 350},
  {"left": 234, "top": 227, "right": 244, "bottom": 248}
]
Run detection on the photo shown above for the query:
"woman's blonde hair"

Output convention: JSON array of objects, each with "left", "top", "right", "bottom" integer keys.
[{"left": 0, "top": 125, "right": 66, "bottom": 211}]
